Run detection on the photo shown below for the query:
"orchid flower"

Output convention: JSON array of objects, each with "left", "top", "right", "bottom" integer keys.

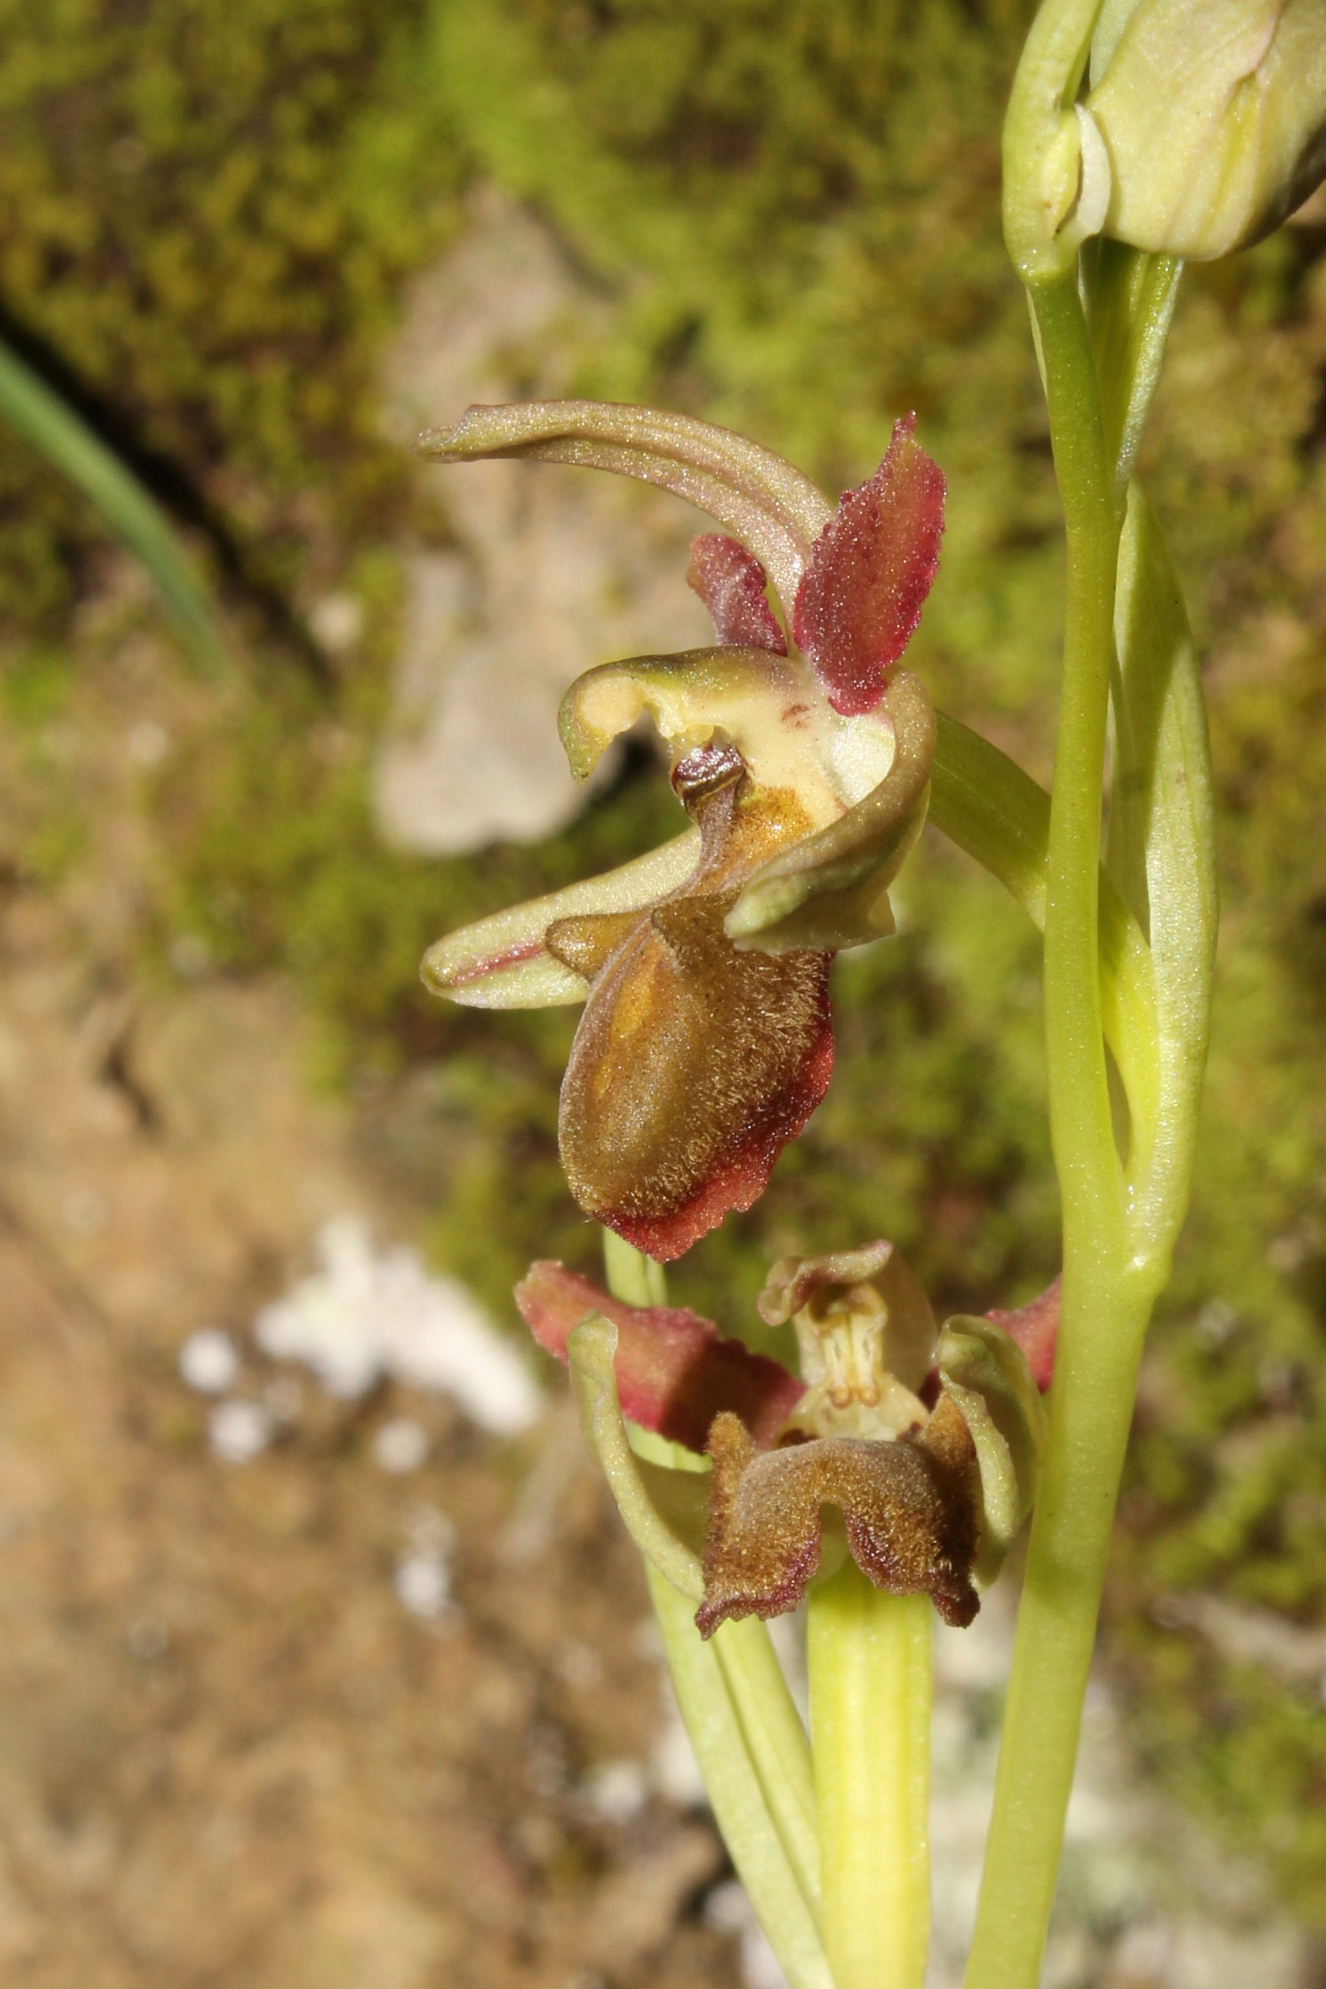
[
  {"left": 516, "top": 1245, "right": 1053, "bottom": 1637},
  {"left": 418, "top": 402, "right": 945, "bottom": 1259}
]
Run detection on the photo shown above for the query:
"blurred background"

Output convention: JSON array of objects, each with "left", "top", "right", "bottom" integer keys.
[{"left": 0, "top": 3, "right": 1321, "bottom": 1985}]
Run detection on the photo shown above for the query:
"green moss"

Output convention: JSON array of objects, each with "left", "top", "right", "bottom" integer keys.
[{"left": 0, "top": 0, "right": 463, "bottom": 631}]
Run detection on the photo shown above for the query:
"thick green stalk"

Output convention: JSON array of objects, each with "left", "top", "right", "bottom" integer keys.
[
  {"left": 809, "top": 1565, "right": 932, "bottom": 1989},
  {"left": 1032, "top": 272, "right": 1125, "bottom": 1243},
  {"left": 929, "top": 713, "right": 1161, "bottom": 1155},
  {"left": 965, "top": 1269, "right": 1156, "bottom": 1989},
  {"left": 965, "top": 270, "right": 1149, "bottom": 1988}
]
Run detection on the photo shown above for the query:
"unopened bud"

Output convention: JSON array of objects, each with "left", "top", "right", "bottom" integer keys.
[{"left": 1085, "top": 0, "right": 1326, "bottom": 259}]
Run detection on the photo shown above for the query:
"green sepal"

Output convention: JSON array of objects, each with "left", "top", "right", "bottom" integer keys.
[
  {"left": 936, "top": 1316, "right": 1046, "bottom": 1588},
  {"left": 420, "top": 828, "right": 700, "bottom": 1009},
  {"left": 566, "top": 1316, "right": 709, "bottom": 1600},
  {"left": 416, "top": 397, "right": 834, "bottom": 620}
]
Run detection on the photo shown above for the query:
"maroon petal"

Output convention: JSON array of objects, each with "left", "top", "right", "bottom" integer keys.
[
  {"left": 687, "top": 534, "right": 788, "bottom": 654},
  {"left": 792, "top": 414, "right": 946, "bottom": 717},
  {"left": 515, "top": 1261, "right": 804, "bottom": 1452},
  {"left": 558, "top": 897, "right": 835, "bottom": 1261},
  {"left": 987, "top": 1276, "right": 1061, "bottom": 1391}
]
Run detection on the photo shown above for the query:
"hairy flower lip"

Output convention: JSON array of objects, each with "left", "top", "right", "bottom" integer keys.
[
  {"left": 555, "top": 884, "right": 837, "bottom": 1262},
  {"left": 696, "top": 1398, "right": 982, "bottom": 1637}
]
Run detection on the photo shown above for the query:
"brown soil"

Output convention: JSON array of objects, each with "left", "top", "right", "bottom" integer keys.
[{"left": 0, "top": 641, "right": 736, "bottom": 1989}]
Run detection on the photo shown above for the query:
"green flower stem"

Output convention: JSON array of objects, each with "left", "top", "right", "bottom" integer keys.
[
  {"left": 0, "top": 332, "right": 231, "bottom": 682},
  {"left": 964, "top": 266, "right": 1153, "bottom": 1988},
  {"left": 965, "top": 1274, "right": 1156, "bottom": 1989},
  {"left": 808, "top": 1563, "right": 932, "bottom": 1989},
  {"left": 1031, "top": 270, "right": 1127, "bottom": 1236},
  {"left": 602, "top": 1226, "right": 668, "bottom": 1307}
]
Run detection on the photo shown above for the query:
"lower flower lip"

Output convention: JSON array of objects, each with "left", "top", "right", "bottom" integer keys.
[
  {"left": 593, "top": 1023, "right": 833, "bottom": 1262},
  {"left": 558, "top": 914, "right": 835, "bottom": 1261},
  {"left": 696, "top": 1401, "right": 981, "bottom": 1638}
]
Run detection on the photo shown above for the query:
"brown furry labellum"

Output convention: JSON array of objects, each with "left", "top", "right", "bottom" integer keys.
[
  {"left": 696, "top": 1394, "right": 981, "bottom": 1636},
  {"left": 549, "top": 771, "right": 834, "bottom": 1261},
  {"left": 515, "top": 1246, "right": 1046, "bottom": 1638}
]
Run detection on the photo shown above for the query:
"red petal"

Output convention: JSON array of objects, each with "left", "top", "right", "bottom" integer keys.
[
  {"left": 686, "top": 534, "right": 788, "bottom": 653},
  {"left": 515, "top": 1261, "right": 804, "bottom": 1452},
  {"left": 987, "top": 1276, "right": 1060, "bottom": 1391},
  {"left": 792, "top": 414, "right": 946, "bottom": 717}
]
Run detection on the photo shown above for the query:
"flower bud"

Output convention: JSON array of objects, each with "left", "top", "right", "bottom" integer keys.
[{"left": 1085, "top": 0, "right": 1326, "bottom": 259}]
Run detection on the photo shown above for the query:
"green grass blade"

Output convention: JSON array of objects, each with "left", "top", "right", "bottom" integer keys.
[{"left": 0, "top": 334, "right": 231, "bottom": 680}]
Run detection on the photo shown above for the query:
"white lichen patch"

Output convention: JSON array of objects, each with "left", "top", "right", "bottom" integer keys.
[{"left": 253, "top": 1214, "right": 542, "bottom": 1433}]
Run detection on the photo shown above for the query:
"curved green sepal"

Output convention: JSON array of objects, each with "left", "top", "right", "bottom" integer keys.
[
  {"left": 567, "top": 1316, "right": 709, "bottom": 1600},
  {"left": 937, "top": 1316, "right": 1046, "bottom": 1588},
  {"left": 417, "top": 399, "right": 834, "bottom": 620},
  {"left": 421, "top": 828, "right": 700, "bottom": 1008}
]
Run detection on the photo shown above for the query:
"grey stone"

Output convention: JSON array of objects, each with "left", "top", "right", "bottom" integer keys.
[{"left": 375, "top": 189, "right": 711, "bottom": 854}]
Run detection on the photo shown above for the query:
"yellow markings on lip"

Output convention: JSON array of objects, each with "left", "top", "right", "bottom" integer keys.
[
  {"left": 614, "top": 981, "right": 658, "bottom": 1044},
  {"left": 591, "top": 947, "right": 668, "bottom": 1103}
]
